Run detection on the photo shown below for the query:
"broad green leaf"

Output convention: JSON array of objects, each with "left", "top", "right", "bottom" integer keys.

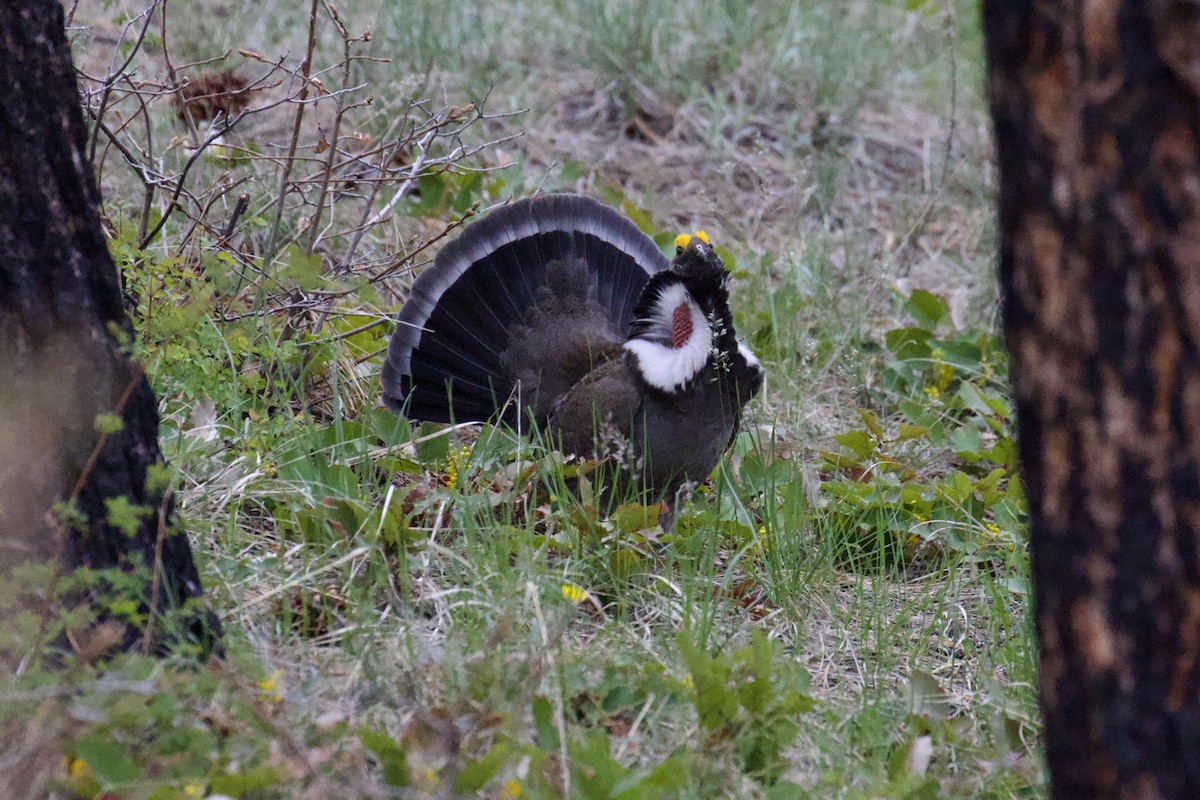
[
  {"left": 359, "top": 728, "right": 409, "bottom": 787},
  {"left": 455, "top": 742, "right": 509, "bottom": 793},
  {"left": 74, "top": 734, "right": 142, "bottom": 786},
  {"left": 834, "top": 429, "right": 875, "bottom": 459},
  {"left": 904, "top": 290, "right": 946, "bottom": 331},
  {"left": 532, "top": 695, "right": 560, "bottom": 751}
]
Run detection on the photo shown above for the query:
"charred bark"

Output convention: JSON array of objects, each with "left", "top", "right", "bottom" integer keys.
[
  {"left": 983, "top": 2, "right": 1200, "bottom": 797},
  {"left": 0, "top": 2, "right": 218, "bottom": 658}
]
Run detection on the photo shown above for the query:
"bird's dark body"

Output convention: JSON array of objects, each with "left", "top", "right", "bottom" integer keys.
[
  {"left": 548, "top": 341, "right": 760, "bottom": 506},
  {"left": 382, "top": 194, "right": 762, "bottom": 511}
]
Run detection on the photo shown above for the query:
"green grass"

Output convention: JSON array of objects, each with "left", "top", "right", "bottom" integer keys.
[{"left": 2, "top": 1, "right": 1041, "bottom": 797}]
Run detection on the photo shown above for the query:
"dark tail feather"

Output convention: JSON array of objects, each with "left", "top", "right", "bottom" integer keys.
[{"left": 382, "top": 194, "right": 669, "bottom": 423}]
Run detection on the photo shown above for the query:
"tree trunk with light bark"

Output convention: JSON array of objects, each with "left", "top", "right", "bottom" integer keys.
[
  {"left": 0, "top": 1, "right": 218, "bottom": 659},
  {"left": 984, "top": 2, "right": 1200, "bottom": 797}
]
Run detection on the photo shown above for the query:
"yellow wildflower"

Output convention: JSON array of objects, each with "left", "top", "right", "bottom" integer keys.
[
  {"left": 935, "top": 363, "right": 955, "bottom": 391},
  {"left": 501, "top": 780, "right": 523, "bottom": 799},
  {"left": 257, "top": 668, "right": 284, "bottom": 703},
  {"left": 63, "top": 755, "right": 91, "bottom": 780},
  {"left": 682, "top": 674, "right": 695, "bottom": 691},
  {"left": 444, "top": 445, "right": 471, "bottom": 489},
  {"left": 183, "top": 782, "right": 204, "bottom": 797},
  {"left": 561, "top": 582, "right": 587, "bottom": 604},
  {"left": 924, "top": 385, "right": 940, "bottom": 400}
]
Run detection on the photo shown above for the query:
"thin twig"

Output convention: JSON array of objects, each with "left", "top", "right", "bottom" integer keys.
[
  {"left": 305, "top": 0, "right": 355, "bottom": 256},
  {"left": 264, "top": 0, "right": 322, "bottom": 262}
]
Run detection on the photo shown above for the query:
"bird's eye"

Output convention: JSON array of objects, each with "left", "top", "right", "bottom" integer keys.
[{"left": 675, "top": 246, "right": 684, "bottom": 255}]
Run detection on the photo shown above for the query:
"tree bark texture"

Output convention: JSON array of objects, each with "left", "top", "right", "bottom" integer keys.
[
  {"left": 984, "top": 2, "right": 1200, "bottom": 797},
  {"left": 0, "top": 2, "right": 217, "bottom": 656}
]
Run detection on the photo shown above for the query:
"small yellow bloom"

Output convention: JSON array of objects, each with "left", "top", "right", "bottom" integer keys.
[
  {"left": 64, "top": 756, "right": 91, "bottom": 780},
  {"left": 924, "top": 385, "right": 940, "bottom": 400},
  {"left": 184, "top": 782, "right": 204, "bottom": 797},
  {"left": 985, "top": 522, "right": 1001, "bottom": 535},
  {"left": 257, "top": 668, "right": 285, "bottom": 703},
  {"left": 501, "top": 780, "right": 522, "bottom": 799},
  {"left": 935, "top": 363, "right": 955, "bottom": 391},
  {"left": 682, "top": 674, "right": 695, "bottom": 691},
  {"left": 561, "top": 583, "right": 587, "bottom": 604},
  {"left": 444, "top": 445, "right": 471, "bottom": 489}
]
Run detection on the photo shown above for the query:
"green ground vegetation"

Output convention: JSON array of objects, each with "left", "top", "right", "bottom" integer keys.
[{"left": 2, "top": 1, "right": 1041, "bottom": 797}]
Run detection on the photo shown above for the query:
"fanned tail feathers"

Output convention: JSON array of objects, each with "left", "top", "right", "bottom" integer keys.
[{"left": 382, "top": 194, "right": 668, "bottom": 423}]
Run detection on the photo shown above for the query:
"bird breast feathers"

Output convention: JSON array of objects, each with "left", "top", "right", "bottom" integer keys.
[{"left": 623, "top": 281, "right": 713, "bottom": 392}]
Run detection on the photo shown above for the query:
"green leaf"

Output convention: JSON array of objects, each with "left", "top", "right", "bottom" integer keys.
[
  {"left": 904, "top": 290, "right": 946, "bottom": 331},
  {"left": 415, "top": 172, "right": 448, "bottom": 214},
  {"left": 279, "top": 245, "right": 324, "bottom": 290},
  {"left": 359, "top": 727, "right": 409, "bottom": 787},
  {"left": 533, "top": 695, "right": 560, "bottom": 751},
  {"left": 676, "top": 633, "right": 737, "bottom": 731},
  {"left": 906, "top": 669, "right": 954, "bottom": 720},
  {"left": 857, "top": 408, "right": 883, "bottom": 439},
  {"left": 643, "top": 748, "right": 692, "bottom": 791},
  {"left": 936, "top": 338, "right": 983, "bottom": 370},
  {"left": 896, "top": 423, "right": 929, "bottom": 442},
  {"left": 951, "top": 426, "right": 984, "bottom": 460},
  {"left": 104, "top": 496, "right": 152, "bottom": 537},
  {"left": 145, "top": 462, "right": 173, "bottom": 494},
  {"left": 765, "top": 781, "right": 808, "bottom": 800},
  {"left": 455, "top": 742, "right": 509, "bottom": 793},
  {"left": 94, "top": 413, "right": 125, "bottom": 435},
  {"left": 210, "top": 766, "right": 284, "bottom": 794},
  {"left": 612, "top": 502, "right": 659, "bottom": 532},
  {"left": 834, "top": 429, "right": 875, "bottom": 459},
  {"left": 884, "top": 326, "right": 934, "bottom": 360},
  {"left": 75, "top": 733, "right": 142, "bottom": 786},
  {"left": 954, "top": 382, "right": 998, "bottom": 418}
]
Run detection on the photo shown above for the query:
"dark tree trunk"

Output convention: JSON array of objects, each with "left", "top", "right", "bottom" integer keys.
[
  {"left": 0, "top": 2, "right": 218, "bottom": 657},
  {"left": 983, "top": 2, "right": 1200, "bottom": 797}
]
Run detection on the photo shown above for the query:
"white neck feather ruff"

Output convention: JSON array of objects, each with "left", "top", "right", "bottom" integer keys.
[{"left": 623, "top": 281, "right": 712, "bottom": 392}]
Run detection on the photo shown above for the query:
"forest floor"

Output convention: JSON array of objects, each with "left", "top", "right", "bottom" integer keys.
[{"left": 7, "top": 1, "right": 1041, "bottom": 798}]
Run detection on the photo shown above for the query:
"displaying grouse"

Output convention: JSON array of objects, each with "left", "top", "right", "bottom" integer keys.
[{"left": 382, "top": 193, "right": 763, "bottom": 513}]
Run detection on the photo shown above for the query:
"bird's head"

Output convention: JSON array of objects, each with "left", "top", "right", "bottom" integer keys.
[
  {"left": 623, "top": 230, "right": 736, "bottom": 393},
  {"left": 670, "top": 231, "right": 728, "bottom": 306}
]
